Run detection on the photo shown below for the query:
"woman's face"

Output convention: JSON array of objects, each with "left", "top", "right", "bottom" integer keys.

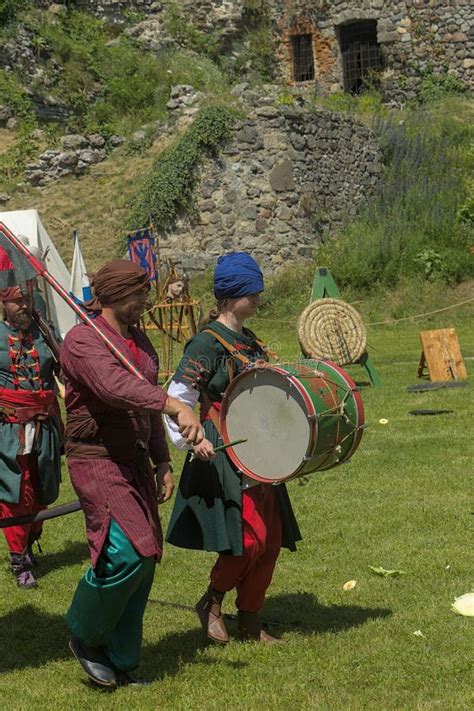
[{"left": 229, "top": 292, "right": 261, "bottom": 320}]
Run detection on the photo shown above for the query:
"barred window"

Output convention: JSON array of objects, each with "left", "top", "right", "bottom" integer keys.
[
  {"left": 292, "top": 34, "right": 315, "bottom": 82},
  {"left": 339, "top": 20, "right": 383, "bottom": 94}
]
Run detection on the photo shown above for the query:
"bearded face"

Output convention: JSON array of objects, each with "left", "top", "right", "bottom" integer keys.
[{"left": 2, "top": 294, "right": 34, "bottom": 332}]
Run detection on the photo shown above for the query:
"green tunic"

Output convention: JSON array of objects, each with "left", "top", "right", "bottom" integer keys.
[
  {"left": 166, "top": 321, "right": 301, "bottom": 555},
  {"left": 0, "top": 320, "right": 61, "bottom": 505}
]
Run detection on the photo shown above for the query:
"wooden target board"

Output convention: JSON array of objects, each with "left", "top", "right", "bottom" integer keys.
[{"left": 417, "top": 328, "right": 467, "bottom": 382}]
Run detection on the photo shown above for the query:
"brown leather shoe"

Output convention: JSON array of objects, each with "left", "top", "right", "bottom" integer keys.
[
  {"left": 195, "top": 587, "right": 229, "bottom": 644},
  {"left": 237, "top": 611, "right": 285, "bottom": 643}
]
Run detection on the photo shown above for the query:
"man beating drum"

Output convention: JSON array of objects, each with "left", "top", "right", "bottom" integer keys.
[{"left": 165, "top": 252, "right": 302, "bottom": 644}]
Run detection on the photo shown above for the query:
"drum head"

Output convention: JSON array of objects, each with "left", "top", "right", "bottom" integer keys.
[{"left": 221, "top": 367, "right": 314, "bottom": 482}]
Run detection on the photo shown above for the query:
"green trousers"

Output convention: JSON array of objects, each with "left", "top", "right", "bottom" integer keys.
[{"left": 67, "top": 519, "right": 155, "bottom": 671}]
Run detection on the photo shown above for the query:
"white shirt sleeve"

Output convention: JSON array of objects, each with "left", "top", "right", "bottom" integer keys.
[{"left": 164, "top": 379, "right": 200, "bottom": 450}]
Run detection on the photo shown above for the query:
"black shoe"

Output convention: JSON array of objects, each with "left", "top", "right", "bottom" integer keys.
[
  {"left": 68, "top": 636, "right": 117, "bottom": 688},
  {"left": 115, "top": 671, "right": 151, "bottom": 687}
]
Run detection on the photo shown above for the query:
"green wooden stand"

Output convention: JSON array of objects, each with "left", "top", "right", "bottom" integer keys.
[{"left": 307, "top": 267, "right": 381, "bottom": 386}]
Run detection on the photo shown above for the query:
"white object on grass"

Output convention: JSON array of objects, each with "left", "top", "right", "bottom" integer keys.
[
  {"left": 451, "top": 593, "right": 474, "bottom": 617},
  {"left": 343, "top": 580, "right": 357, "bottom": 591}
]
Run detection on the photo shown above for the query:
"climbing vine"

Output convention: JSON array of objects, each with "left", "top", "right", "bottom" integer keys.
[{"left": 125, "top": 106, "right": 236, "bottom": 234}]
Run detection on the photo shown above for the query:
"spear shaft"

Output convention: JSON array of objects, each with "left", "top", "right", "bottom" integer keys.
[{"left": 0, "top": 222, "right": 145, "bottom": 380}]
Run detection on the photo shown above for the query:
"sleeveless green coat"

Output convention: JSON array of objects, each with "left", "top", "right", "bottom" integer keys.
[{"left": 0, "top": 320, "right": 61, "bottom": 505}]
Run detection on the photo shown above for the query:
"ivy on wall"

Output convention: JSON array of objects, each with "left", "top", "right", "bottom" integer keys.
[{"left": 125, "top": 105, "right": 236, "bottom": 234}]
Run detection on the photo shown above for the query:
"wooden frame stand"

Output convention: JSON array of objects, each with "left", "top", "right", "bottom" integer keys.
[{"left": 309, "top": 266, "right": 381, "bottom": 386}]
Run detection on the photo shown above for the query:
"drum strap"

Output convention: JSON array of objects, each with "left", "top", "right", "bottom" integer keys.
[
  {"left": 201, "top": 330, "right": 278, "bottom": 364},
  {"left": 201, "top": 391, "right": 222, "bottom": 435}
]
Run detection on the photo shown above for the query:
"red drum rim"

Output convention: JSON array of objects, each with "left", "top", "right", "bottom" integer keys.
[{"left": 219, "top": 364, "right": 318, "bottom": 484}]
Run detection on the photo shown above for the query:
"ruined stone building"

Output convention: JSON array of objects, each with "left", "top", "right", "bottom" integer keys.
[
  {"left": 21, "top": 2, "right": 473, "bottom": 272},
  {"left": 34, "top": 1, "right": 473, "bottom": 99}
]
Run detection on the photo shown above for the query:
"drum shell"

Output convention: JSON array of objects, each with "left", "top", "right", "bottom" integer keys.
[
  {"left": 220, "top": 360, "right": 364, "bottom": 484},
  {"left": 295, "top": 360, "right": 364, "bottom": 476}
]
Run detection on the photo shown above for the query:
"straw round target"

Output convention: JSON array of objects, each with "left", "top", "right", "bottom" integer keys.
[{"left": 298, "top": 298, "right": 367, "bottom": 366}]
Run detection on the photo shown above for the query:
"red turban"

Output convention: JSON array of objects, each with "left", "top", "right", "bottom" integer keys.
[{"left": 0, "top": 281, "right": 34, "bottom": 302}]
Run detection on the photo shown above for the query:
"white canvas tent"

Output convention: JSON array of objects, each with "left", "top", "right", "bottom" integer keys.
[{"left": 0, "top": 209, "right": 77, "bottom": 337}]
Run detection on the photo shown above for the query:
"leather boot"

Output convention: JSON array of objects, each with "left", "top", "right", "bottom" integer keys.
[
  {"left": 10, "top": 552, "right": 38, "bottom": 589},
  {"left": 237, "top": 611, "right": 284, "bottom": 643},
  {"left": 69, "top": 636, "right": 117, "bottom": 688},
  {"left": 195, "top": 587, "right": 229, "bottom": 644}
]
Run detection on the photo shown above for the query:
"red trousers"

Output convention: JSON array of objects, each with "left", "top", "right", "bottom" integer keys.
[
  {"left": 0, "top": 454, "right": 45, "bottom": 554},
  {"left": 210, "top": 484, "right": 282, "bottom": 613}
]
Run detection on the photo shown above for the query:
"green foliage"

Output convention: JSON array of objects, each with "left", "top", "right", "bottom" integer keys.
[
  {"left": 416, "top": 67, "right": 467, "bottom": 105},
  {"left": 315, "top": 99, "right": 473, "bottom": 291},
  {"left": 457, "top": 188, "right": 474, "bottom": 226},
  {"left": 163, "top": 2, "right": 221, "bottom": 60},
  {"left": 0, "top": 124, "right": 39, "bottom": 183},
  {"left": 0, "top": 69, "right": 36, "bottom": 126},
  {"left": 35, "top": 11, "right": 162, "bottom": 133},
  {"left": 319, "top": 89, "right": 385, "bottom": 117},
  {"left": 0, "top": 0, "right": 28, "bottom": 25},
  {"left": 126, "top": 106, "right": 235, "bottom": 232},
  {"left": 222, "top": 3, "right": 276, "bottom": 83},
  {"left": 0, "top": 69, "right": 38, "bottom": 184},
  {"left": 27, "top": 9, "right": 233, "bottom": 135},
  {"left": 160, "top": 50, "right": 232, "bottom": 101},
  {"left": 413, "top": 248, "right": 449, "bottom": 280},
  {"left": 275, "top": 92, "right": 295, "bottom": 107}
]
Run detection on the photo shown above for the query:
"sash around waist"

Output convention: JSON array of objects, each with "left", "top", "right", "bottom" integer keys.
[
  {"left": 0, "top": 388, "right": 56, "bottom": 423},
  {"left": 65, "top": 410, "right": 151, "bottom": 463}
]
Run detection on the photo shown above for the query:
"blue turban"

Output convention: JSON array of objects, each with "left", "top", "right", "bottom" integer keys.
[{"left": 214, "top": 252, "right": 264, "bottom": 300}]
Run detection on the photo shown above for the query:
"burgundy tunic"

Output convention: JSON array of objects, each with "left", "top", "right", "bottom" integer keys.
[{"left": 61, "top": 316, "right": 169, "bottom": 566}]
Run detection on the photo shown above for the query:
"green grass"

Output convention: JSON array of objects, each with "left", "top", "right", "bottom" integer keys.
[{"left": 1, "top": 297, "right": 473, "bottom": 709}]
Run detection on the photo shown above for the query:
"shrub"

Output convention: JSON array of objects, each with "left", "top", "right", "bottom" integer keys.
[
  {"left": 416, "top": 68, "right": 467, "bottom": 105},
  {"left": 0, "top": 0, "right": 28, "bottom": 25}
]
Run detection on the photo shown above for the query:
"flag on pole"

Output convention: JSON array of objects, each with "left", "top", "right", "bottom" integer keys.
[
  {"left": 69, "top": 232, "right": 91, "bottom": 302},
  {"left": 0, "top": 229, "right": 38, "bottom": 290},
  {"left": 127, "top": 228, "right": 157, "bottom": 282}
]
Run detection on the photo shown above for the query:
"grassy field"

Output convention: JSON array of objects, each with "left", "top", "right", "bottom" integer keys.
[{"left": 0, "top": 298, "right": 472, "bottom": 710}]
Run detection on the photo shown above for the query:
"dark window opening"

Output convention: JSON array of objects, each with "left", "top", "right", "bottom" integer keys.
[
  {"left": 339, "top": 20, "right": 383, "bottom": 93},
  {"left": 292, "top": 34, "right": 315, "bottom": 82}
]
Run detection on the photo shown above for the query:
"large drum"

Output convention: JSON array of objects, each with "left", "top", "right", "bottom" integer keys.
[{"left": 219, "top": 360, "right": 364, "bottom": 484}]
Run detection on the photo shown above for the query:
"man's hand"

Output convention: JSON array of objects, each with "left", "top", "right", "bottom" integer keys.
[
  {"left": 192, "top": 438, "right": 216, "bottom": 461},
  {"left": 164, "top": 396, "right": 204, "bottom": 446},
  {"left": 155, "top": 464, "right": 175, "bottom": 504}
]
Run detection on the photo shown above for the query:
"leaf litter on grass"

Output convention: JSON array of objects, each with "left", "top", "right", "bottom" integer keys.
[{"left": 369, "top": 566, "right": 407, "bottom": 578}]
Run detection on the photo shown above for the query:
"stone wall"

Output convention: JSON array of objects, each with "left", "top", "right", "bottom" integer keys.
[
  {"left": 159, "top": 104, "right": 383, "bottom": 274},
  {"left": 273, "top": 0, "right": 473, "bottom": 99}
]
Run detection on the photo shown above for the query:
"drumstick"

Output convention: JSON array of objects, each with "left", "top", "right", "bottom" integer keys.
[
  {"left": 190, "top": 438, "right": 247, "bottom": 461},
  {"left": 214, "top": 438, "right": 248, "bottom": 453}
]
